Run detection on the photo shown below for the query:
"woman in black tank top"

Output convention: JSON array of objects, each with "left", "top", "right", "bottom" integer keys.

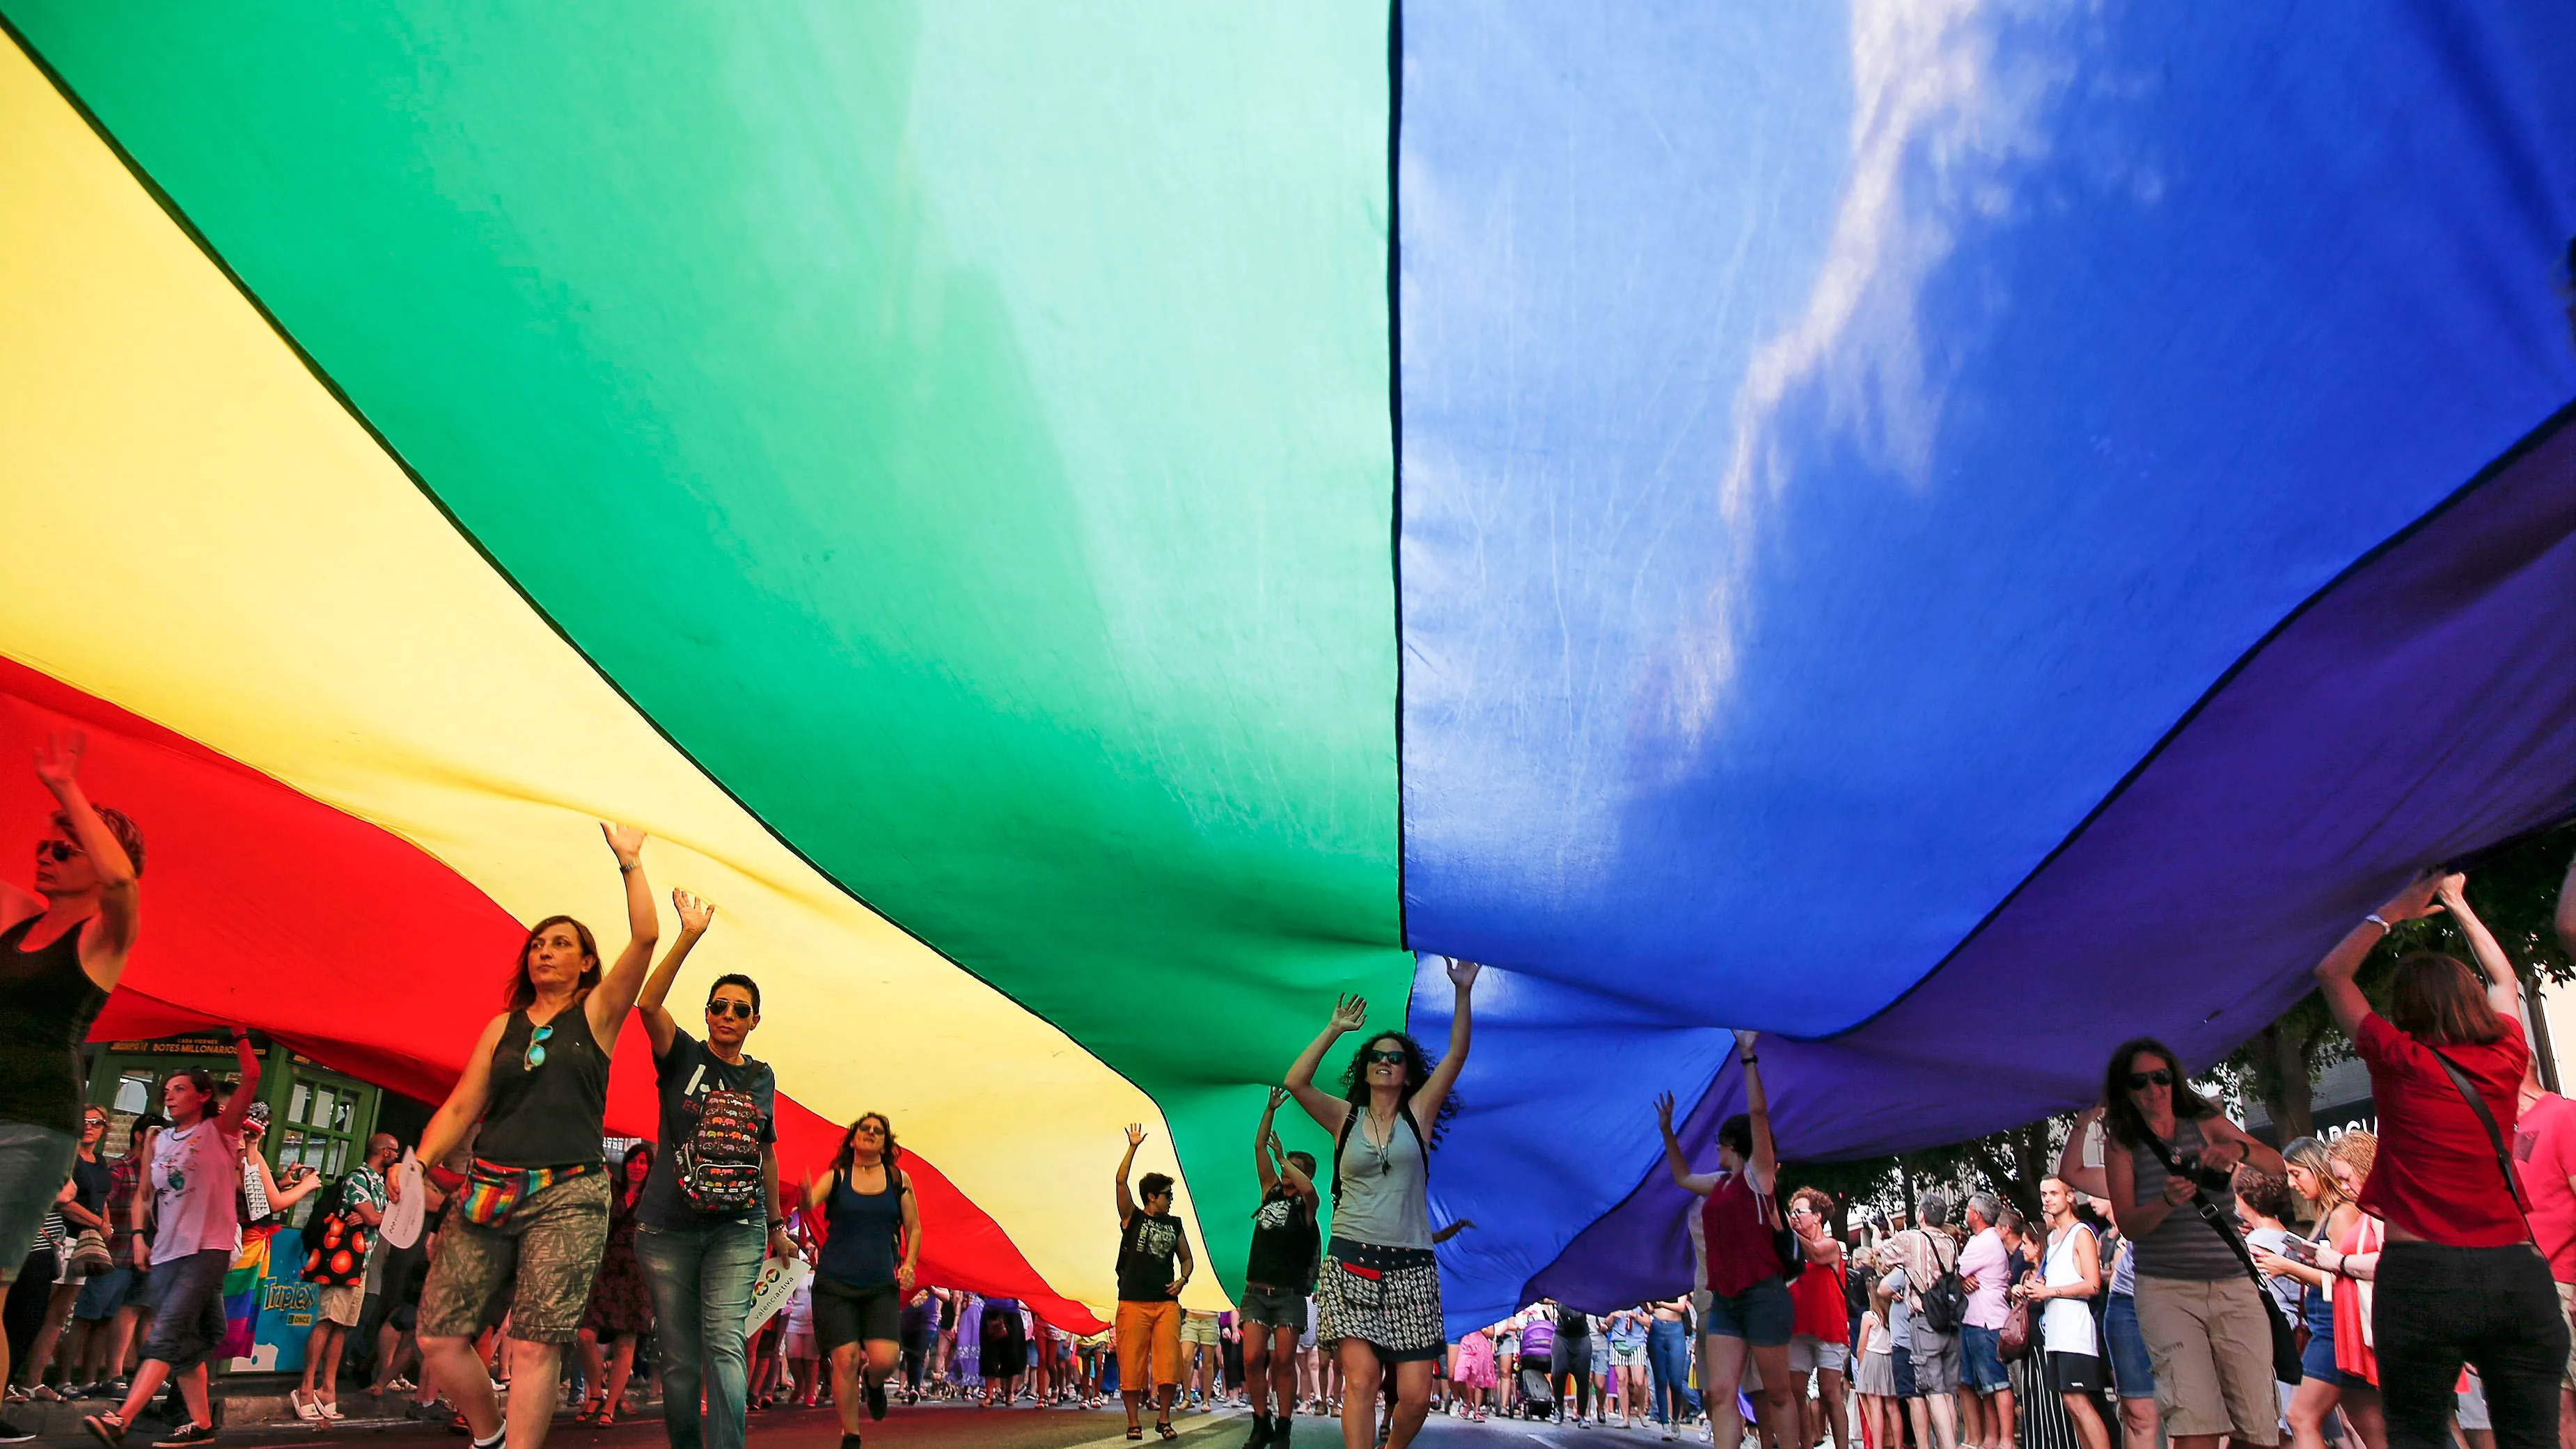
[
  {"left": 1, "top": 729, "right": 142, "bottom": 1412},
  {"left": 404, "top": 824, "right": 665, "bottom": 1449}
]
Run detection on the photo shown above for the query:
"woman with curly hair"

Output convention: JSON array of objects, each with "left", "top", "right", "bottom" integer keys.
[
  {"left": 1284, "top": 955, "right": 1482, "bottom": 1449},
  {"left": 803, "top": 1112, "right": 920, "bottom": 1448}
]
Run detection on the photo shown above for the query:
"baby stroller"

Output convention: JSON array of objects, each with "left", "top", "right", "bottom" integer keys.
[{"left": 1517, "top": 1365, "right": 1557, "bottom": 1420}]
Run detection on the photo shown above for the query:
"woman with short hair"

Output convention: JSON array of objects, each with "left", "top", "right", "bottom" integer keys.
[{"left": 81, "top": 1035, "right": 259, "bottom": 1449}]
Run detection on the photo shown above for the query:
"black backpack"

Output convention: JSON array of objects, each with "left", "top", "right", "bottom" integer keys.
[
  {"left": 1331, "top": 1107, "right": 1429, "bottom": 1205},
  {"left": 1910, "top": 1230, "right": 1970, "bottom": 1333}
]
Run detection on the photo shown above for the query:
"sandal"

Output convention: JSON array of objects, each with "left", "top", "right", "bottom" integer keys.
[
  {"left": 1156, "top": 1420, "right": 1178, "bottom": 1441},
  {"left": 84, "top": 1411, "right": 128, "bottom": 1448},
  {"left": 574, "top": 1396, "right": 604, "bottom": 1424},
  {"left": 292, "top": 1389, "right": 324, "bottom": 1423},
  {"left": 596, "top": 1404, "right": 619, "bottom": 1428},
  {"left": 1124, "top": 1428, "right": 1143, "bottom": 1443}
]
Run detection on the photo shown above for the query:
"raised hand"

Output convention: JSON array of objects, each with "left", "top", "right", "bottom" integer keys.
[
  {"left": 1733, "top": 1028, "right": 1761, "bottom": 1057},
  {"left": 1328, "top": 994, "right": 1369, "bottom": 1033},
  {"left": 33, "top": 730, "right": 84, "bottom": 790},
  {"left": 673, "top": 888, "right": 717, "bottom": 935},
  {"left": 1653, "top": 1090, "right": 1676, "bottom": 1131},
  {"left": 2433, "top": 872, "right": 2469, "bottom": 906},
  {"left": 1268, "top": 1085, "right": 1290, "bottom": 1111},
  {"left": 1125, "top": 1122, "right": 1147, "bottom": 1148},
  {"left": 602, "top": 822, "right": 647, "bottom": 863},
  {"left": 2375, "top": 872, "right": 2446, "bottom": 923},
  {"left": 1444, "top": 957, "right": 1483, "bottom": 991}
]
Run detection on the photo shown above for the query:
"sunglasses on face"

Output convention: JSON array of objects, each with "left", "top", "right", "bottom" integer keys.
[
  {"left": 2126, "top": 1068, "right": 2174, "bottom": 1090},
  {"left": 1363, "top": 1048, "right": 1407, "bottom": 1065},
  {"left": 525, "top": 1022, "right": 554, "bottom": 1072},
  {"left": 36, "top": 840, "right": 81, "bottom": 863},
  {"left": 707, "top": 1000, "right": 755, "bottom": 1021}
]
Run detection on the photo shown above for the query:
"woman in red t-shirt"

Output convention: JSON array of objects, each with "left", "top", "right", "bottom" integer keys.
[{"left": 2315, "top": 872, "right": 2568, "bottom": 1449}]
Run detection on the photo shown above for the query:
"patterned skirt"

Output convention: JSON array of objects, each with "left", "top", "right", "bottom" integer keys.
[{"left": 1317, "top": 1236, "right": 1444, "bottom": 1363}]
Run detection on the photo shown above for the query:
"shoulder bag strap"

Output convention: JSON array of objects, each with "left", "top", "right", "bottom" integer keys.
[
  {"left": 2139, "top": 1130, "right": 2273, "bottom": 1295},
  {"left": 2425, "top": 1044, "right": 2538, "bottom": 1224}
]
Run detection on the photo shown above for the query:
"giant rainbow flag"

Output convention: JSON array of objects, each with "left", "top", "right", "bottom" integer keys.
[{"left": 3, "top": 3, "right": 2570, "bottom": 1331}]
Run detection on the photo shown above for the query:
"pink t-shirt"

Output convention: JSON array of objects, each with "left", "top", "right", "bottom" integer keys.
[
  {"left": 150, "top": 1118, "right": 244, "bottom": 1264},
  {"left": 2515, "top": 1090, "right": 2576, "bottom": 1283},
  {"left": 1959, "top": 1227, "right": 2011, "bottom": 1331}
]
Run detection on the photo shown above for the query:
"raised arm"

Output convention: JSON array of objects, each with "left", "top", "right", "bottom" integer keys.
[
  {"left": 636, "top": 889, "right": 716, "bottom": 1059},
  {"left": 2054, "top": 1106, "right": 2109, "bottom": 1199},
  {"left": 1285, "top": 995, "right": 1367, "bottom": 1135},
  {"left": 1654, "top": 1091, "right": 1722, "bottom": 1196},
  {"left": 2438, "top": 873, "right": 2522, "bottom": 1019},
  {"left": 897, "top": 1173, "right": 921, "bottom": 1292},
  {"left": 1255, "top": 1087, "right": 1287, "bottom": 1193},
  {"left": 1275, "top": 1134, "right": 1317, "bottom": 1205},
  {"left": 2318, "top": 874, "right": 2445, "bottom": 1038},
  {"left": 585, "top": 824, "right": 661, "bottom": 1047},
  {"left": 214, "top": 1030, "right": 262, "bottom": 1137},
  {"left": 1410, "top": 957, "right": 1482, "bottom": 1133},
  {"left": 35, "top": 733, "right": 140, "bottom": 992},
  {"left": 1115, "top": 1123, "right": 1145, "bottom": 1225},
  {"left": 413, "top": 1015, "right": 506, "bottom": 1176},
  {"left": 1736, "top": 1030, "right": 1777, "bottom": 1193}
]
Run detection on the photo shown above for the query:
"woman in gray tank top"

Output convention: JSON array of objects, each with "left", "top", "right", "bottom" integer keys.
[
  {"left": 1284, "top": 953, "right": 1482, "bottom": 1449},
  {"left": 2096, "top": 1037, "right": 2285, "bottom": 1449}
]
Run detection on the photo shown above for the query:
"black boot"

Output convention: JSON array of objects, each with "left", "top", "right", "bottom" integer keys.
[{"left": 1240, "top": 1411, "right": 1272, "bottom": 1448}]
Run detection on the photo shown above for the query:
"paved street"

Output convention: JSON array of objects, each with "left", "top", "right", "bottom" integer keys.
[{"left": 17, "top": 1401, "right": 1714, "bottom": 1449}]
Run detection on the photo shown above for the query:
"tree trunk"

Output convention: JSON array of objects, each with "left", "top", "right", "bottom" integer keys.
[{"left": 2259, "top": 1021, "right": 2316, "bottom": 1143}]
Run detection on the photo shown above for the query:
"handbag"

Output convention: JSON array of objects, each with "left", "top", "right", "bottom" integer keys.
[
  {"left": 1996, "top": 1296, "right": 2034, "bottom": 1362},
  {"left": 2142, "top": 1131, "right": 2302, "bottom": 1385},
  {"left": 68, "top": 1226, "right": 114, "bottom": 1277}
]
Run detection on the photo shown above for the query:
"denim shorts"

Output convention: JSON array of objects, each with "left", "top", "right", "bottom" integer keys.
[
  {"left": 2103, "top": 1293, "right": 2155, "bottom": 1401},
  {"left": 1695, "top": 1275, "right": 1795, "bottom": 1348},
  {"left": 1961, "top": 1323, "right": 2011, "bottom": 1392},
  {"left": 75, "top": 1264, "right": 140, "bottom": 1320},
  {"left": 141, "top": 1248, "right": 233, "bottom": 1372},
  {"left": 0, "top": 1122, "right": 78, "bottom": 1285}
]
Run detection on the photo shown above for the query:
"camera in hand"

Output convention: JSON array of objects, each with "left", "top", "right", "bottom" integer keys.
[{"left": 2172, "top": 1152, "right": 2236, "bottom": 1193}]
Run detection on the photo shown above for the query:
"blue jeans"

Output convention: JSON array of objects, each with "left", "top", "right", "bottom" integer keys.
[
  {"left": 1649, "top": 1318, "right": 1701, "bottom": 1423},
  {"left": 635, "top": 1220, "right": 766, "bottom": 1449}
]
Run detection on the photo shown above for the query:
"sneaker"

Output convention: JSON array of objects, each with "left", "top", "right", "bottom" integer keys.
[
  {"left": 865, "top": 1381, "right": 887, "bottom": 1421},
  {"left": 150, "top": 1424, "right": 218, "bottom": 1448},
  {"left": 0, "top": 1420, "right": 39, "bottom": 1445}
]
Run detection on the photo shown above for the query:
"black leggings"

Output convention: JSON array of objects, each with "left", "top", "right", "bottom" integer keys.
[
  {"left": 1553, "top": 1340, "right": 1594, "bottom": 1419},
  {"left": 2375, "top": 1242, "right": 2568, "bottom": 1449}
]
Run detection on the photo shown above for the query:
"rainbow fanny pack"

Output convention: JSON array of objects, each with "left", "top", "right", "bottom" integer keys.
[{"left": 457, "top": 1159, "right": 597, "bottom": 1228}]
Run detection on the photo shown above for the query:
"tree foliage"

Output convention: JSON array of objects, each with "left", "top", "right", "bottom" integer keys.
[{"left": 1791, "top": 825, "right": 2573, "bottom": 1232}]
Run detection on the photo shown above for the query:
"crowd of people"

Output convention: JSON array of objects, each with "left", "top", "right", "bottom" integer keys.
[{"left": 6, "top": 731, "right": 2576, "bottom": 1449}]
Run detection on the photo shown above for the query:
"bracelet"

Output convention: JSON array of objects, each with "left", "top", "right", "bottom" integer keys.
[
  {"left": 2364, "top": 913, "right": 2390, "bottom": 930},
  {"left": 1741, "top": 1055, "right": 1758, "bottom": 1065},
  {"left": 618, "top": 860, "right": 639, "bottom": 875}
]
